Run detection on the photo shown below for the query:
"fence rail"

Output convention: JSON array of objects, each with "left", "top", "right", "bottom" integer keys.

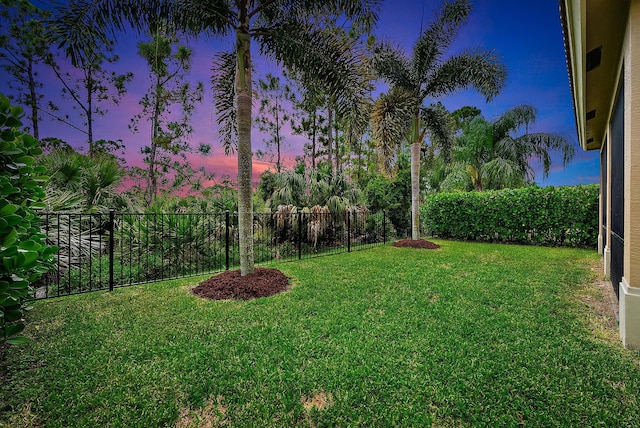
[{"left": 35, "top": 209, "right": 394, "bottom": 299}]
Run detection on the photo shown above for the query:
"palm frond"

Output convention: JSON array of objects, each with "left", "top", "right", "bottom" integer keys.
[
  {"left": 420, "top": 102, "right": 454, "bottom": 163},
  {"left": 482, "top": 157, "right": 525, "bottom": 190},
  {"left": 456, "top": 116, "right": 493, "bottom": 163},
  {"left": 493, "top": 136, "right": 520, "bottom": 164},
  {"left": 439, "top": 164, "right": 472, "bottom": 192},
  {"left": 370, "top": 40, "right": 413, "bottom": 89},
  {"left": 424, "top": 49, "right": 506, "bottom": 102},
  {"left": 254, "top": 0, "right": 380, "bottom": 33},
  {"left": 49, "top": 0, "right": 232, "bottom": 67},
  {"left": 518, "top": 132, "right": 576, "bottom": 176},
  {"left": 492, "top": 104, "right": 536, "bottom": 140},
  {"left": 339, "top": 86, "right": 373, "bottom": 150},
  {"left": 260, "top": 23, "right": 370, "bottom": 118},
  {"left": 370, "top": 87, "right": 415, "bottom": 177},
  {"left": 330, "top": 0, "right": 381, "bottom": 32},
  {"left": 42, "top": 188, "right": 85, "bottom": 212},
  {"left": 211, "top": 50, "right": 237, "bottom": 154},
  {"left": 412, "top": 0, "right": 471, "bottom": 84}
]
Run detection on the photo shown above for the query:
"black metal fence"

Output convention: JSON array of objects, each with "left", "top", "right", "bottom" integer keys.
[{"left": 35, "top": 209, "right": 395, "bottom": 299}]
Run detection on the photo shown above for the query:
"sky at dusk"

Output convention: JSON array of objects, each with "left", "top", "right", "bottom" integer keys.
[{"left": 9, "top": 0, "right": 600, "bottom": 188}]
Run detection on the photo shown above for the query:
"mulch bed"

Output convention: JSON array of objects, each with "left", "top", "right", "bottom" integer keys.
[
  {"left": 193, "top": 240, "right": 438, "bottom": 301},
  {"left": 392, "top": 239, "right": 441, "bottom": 249},
  {"left": 192, "top": 267, "right": 290, "bottom": 301}
]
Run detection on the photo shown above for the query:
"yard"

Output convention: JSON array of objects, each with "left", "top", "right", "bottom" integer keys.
[{"left": 1, "top": 240, "right": 638, "bottom": 427}]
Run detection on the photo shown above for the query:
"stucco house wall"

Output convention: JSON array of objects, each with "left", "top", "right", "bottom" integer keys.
[{"left": 561, "top": 0, "right": 640, "bottom": 349}]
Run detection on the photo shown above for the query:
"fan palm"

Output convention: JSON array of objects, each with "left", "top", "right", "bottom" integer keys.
[
  {"left": 370, "top": 0, "right": 506, "bottom": 240},
  {"left": 449, "top": 104, "right": 575, "bottom": 191},
  {"left": 268, "top": 169, "right": 361, "bottom": 212},
  {"left": 50, "top": 0, "right": 380, "bottom": 275},
  {"left": 41, "top": 148, "right": 127, "bottom": 212}
]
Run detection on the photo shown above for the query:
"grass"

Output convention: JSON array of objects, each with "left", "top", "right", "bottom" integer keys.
[{"left": 1, "top": 240, "right": 639, "bottom": 427}]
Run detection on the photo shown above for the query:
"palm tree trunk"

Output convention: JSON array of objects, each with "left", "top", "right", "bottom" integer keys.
[
  {"left": 327, "top": 100, "right": 333, "bottom": 174},
  {"left": 408, "top": 110, "right": 423, "bottom": 240},
  {"left": 236, "top": 20, "right": 254, "bottom": 276},
  {"left": 275, "top": 97, "right": 281, "bottom": 173},
  {"left": 410, "top": 141, "right": 421, "bottom": 240}
]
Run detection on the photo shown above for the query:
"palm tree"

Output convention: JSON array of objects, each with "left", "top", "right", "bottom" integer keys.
[
  {"left": 370, "top": 0, "right": 506, "bottom": 240},
  {"left": 50, "top": 0, "right": 380, "bottom": 276},
  {"left": 446, "top": 104, "right": 575, "bottom": 191},
  {"left": 265, "top": 168, "right": 361, "bottom": 211},
  {"left": 40, "top": 147, "right": 129, "bottom": 212}
]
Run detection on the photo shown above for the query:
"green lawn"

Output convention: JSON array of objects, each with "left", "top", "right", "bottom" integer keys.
[{"left": 2, "top": 241, "right": 639, "bottom": 427}]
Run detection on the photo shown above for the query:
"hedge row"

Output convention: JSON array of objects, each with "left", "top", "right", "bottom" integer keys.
[{"left": 422, "top": 185, "right": 599, "bottom": 247}]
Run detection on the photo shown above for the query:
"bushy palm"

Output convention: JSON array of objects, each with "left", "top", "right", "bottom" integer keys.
[
  {"left": 51, "top": 0, "right": 380, "bottom": 275},
  {"left": 38, "top": 148, "right": 130, "bottom": 278},
  {"left": 441, "top": 105, "right": 575, "bottom": 191},
  {"left": 370, "top": 0, "right": 506, "bottom": 239},
  {"left": 267, "top": 169, "right": 362, "bottom": 213},
  {"left": 40, "top": 148, "right": 129, "bottom": 212}
]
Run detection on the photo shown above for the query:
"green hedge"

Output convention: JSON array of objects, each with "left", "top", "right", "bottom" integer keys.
[{"left": 422, "top": 185, "right": 599, "bottom": 247}]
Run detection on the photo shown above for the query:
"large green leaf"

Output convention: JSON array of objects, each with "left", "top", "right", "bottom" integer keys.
[
  {"left": 0, "top": 203, "right": 18, "bottom": 215},
  {"left": 4, "top": 309, "right": 23, "bottom": 322},
  {"left": 3, "top": 322, "right": 25, "bottom": 337},
  {"left": 5, "top": 336, "right": 29, "bottom": 345}
]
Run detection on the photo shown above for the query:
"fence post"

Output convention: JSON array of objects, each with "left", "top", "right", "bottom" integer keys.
[
  {"left": 297, "top": 212, "right": 302, "bottom": 260},
  {"left": 225, "top": 210, "right": 230, "bottom": 271},
  {"left": 44, "top": 213, "right": 49, "bottom": 297},
  {"left": 383, "top": 210, "right": 387, "bottom": 245},
  {"left": 108, "top": 209, "right": 115, "bottom": 292},
  {"left": 347, "top": 211, "right": 351, "bottom": 252}
]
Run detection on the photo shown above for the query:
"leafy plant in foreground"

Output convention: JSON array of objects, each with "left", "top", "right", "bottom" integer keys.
[{"left": 0, "top": 93, "right": 55, "bottom": 345}]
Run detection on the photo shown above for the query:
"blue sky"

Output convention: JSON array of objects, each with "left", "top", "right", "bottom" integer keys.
[{"left": 15, "top": 0, "right": 599, "bottom": 187}]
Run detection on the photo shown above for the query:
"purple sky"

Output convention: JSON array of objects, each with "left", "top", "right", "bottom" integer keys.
[{"left": 21, "top": 0, "right": 598, "bottom": 188}]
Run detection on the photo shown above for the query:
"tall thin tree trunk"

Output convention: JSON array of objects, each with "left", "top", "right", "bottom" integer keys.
[
  {"left": 146, "top": 146, "right": 157, "bottom": 205},
  {"left": 311, "top": 112, "right": 317, "bottom": 169},
  {"left": 27, "top": 57, "right": 39, "bottom": 139},
  {"left": 335, "top": 121, "right": 340, "bottom": 174},
  {"left": 409, "top": 112, "right": 423, "bottom": 240},
  {"left": 146, "top": 77, "right": 163, "bottom": 206},
  {"left": 410, "top": 141, "right": 421, "bottom": 240},
  {"left": 327, "top": 101, "right": 333, "bottom": 174},
  {"left": 86, "top": 67, "right": 94, "bottom": 156},
  {"left": 356, "top": 135, "right": 362, "bottom": 183},
  {"left": 275, "top": 97, "right": 281, "bottom": 172},
  {"left": 236, "top": 17, "right": 254, "bottom": 276}
]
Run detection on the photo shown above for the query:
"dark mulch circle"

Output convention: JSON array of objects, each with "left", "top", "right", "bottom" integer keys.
[
  {"left": 192, "top": 267, "right": 290, "bottom": 301},
  {"left": 392, "top": 239, "right": 441, "bottom": 249}
]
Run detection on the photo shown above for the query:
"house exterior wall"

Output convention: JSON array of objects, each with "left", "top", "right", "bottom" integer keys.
[
  {"left": 562, "top": 0, "right": 640, "bottom": 348},
  {"left": 621, "top": 0, "right": 640, "bottom": 348}
]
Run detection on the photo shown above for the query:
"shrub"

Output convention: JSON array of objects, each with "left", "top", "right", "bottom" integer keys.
[
  {"left": 0, "top": 94, "right": 56, "bottom": 345},
  {"left": 364, "top": 165, "right": 411, "bottom": 237},
  {"left": 422, "top": 185, "right": 599, "bottom": 247}
]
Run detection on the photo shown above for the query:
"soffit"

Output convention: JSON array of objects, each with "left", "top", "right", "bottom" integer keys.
[{"left": 562, "top": 0, "right": 628, "bottom": 151}]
